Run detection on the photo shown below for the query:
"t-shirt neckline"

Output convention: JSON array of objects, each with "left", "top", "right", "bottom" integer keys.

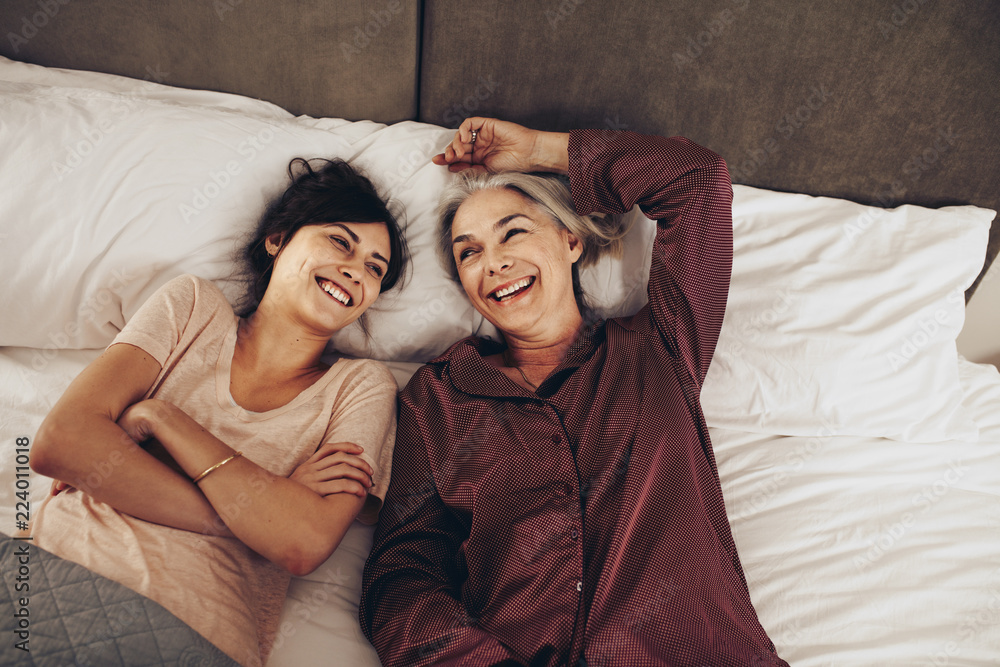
[{"left": 215, "top": 317, "right": 342, "bottom": 421}]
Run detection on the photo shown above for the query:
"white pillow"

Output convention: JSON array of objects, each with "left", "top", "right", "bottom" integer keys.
[
  {"left": 0, "top": 56, "right": 497, "bottom": 362},
  {"left": 708, "top": 186, "right": 993, "bottom": 442},
  {"left": 584, "top": 189, "right": 993, "bottom": 442}
]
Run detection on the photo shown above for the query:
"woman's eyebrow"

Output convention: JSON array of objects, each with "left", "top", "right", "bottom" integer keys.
[
  {"left": 452, "top": 213, "right": 531, "bottom": 246},
  {"left": 330, "top": 222, "right": 389, "bottom": 266},
  {"left": 330, "top": 222, "right": 359, "bottom": 243}
]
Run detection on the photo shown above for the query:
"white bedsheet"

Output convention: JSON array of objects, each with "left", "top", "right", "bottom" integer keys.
[
  {"left": 2, "top": 347, "right": 999, "bottom": 665},
  {"left": 717, "top": 357, "right": 1000, "bottom": 665}
]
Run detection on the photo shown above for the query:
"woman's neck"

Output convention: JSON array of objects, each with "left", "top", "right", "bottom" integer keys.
[
  {"left": 236, "top": 307, "right": 330, "bottom": 380},
  {"left": 500, "top": 309, "right": 585, "bottom": 384}
]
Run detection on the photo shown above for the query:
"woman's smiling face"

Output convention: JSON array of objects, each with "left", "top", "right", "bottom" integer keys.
[
  {"left": 263, "top": 221, "right": 391, "bottom": 334},
  {"left": 451, "top": 188, "right": 583, "bottom": 339}
]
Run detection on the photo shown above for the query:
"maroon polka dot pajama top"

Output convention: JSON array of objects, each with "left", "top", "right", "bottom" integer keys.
[{"left": 361, "top": 129, "right": 788, "bottom": 667}]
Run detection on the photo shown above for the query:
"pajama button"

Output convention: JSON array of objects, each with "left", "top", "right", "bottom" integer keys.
[
  {"left": 576, "top": 581, "right": 583, "bottom": 592},
  {"left": 556, "top": 482, "right": 573, "bottom": 496},
  {"left": 570, "top": 528, "right": 579, "bottom": 540},
  {"left": 551, "top": 433, "right": 561, "bottom": 443}
]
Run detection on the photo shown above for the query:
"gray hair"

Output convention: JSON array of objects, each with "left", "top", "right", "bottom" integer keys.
[{"left": 437, "top": 171, "right": 630, "bottom": 295}]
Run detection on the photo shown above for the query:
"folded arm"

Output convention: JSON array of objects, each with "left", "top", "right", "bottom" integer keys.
[
  {"left": 117, "top": 396, "right": 370, "bottom": 576},
  {"left": 30, "top": 342, "right": 233, "bottom": 536},
  {"left": 32, "top": 341, "right": 382, "bottom": 576}
]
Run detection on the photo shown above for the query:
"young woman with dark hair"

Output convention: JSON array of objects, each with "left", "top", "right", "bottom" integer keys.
[{"left": 30, "top": 157, "right": 407, "bottom": 667}]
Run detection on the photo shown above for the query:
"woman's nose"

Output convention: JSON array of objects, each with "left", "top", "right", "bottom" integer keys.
[
  {"left": 341, "top": 265, "right": 361, "bottom": 283},
  {"left": 485, "top": 250, "right": 510, "bottom": 275}
]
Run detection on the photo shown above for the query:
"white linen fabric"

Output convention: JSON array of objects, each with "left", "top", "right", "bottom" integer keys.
[
  {"left": 714, "top": 357, "right": 1000, "bottom": 665},
  {"left": 703, "top": 187, "right": 992, "bottom": 442}
]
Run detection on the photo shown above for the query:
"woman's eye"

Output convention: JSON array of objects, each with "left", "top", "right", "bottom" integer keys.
[
  {"left": 503, "top": 228, "right": 526, "bottom": 242},
  {"left": 368, "top": 264, "right": 384, "bottom": 278},
  {"left": 458, "top": 248, "right": 475, "bottom": 262},
  {"left": 330, "top": 235, "right": 349, "bottom": 249}
]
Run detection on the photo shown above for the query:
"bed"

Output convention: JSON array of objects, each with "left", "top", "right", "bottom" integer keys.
[{"left": 0, "top": 1, "right": 998, "bottom": 665}]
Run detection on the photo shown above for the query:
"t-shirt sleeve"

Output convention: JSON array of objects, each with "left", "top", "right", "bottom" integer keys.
[
  {"left": 110, "top": 274, "right": 227, "bottom": 367},
  {"left": 321, "top": 360, "right": 399, "bottom": 525}
]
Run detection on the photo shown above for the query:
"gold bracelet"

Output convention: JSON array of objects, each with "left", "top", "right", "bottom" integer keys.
[{"left": 192, "top": 451, "right": 242, "bottom": 484}]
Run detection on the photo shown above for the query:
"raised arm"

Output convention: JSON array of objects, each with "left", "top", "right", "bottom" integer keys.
[
  {"left": 568, "top": 130, "right": 733, "bottom": 385},
  {"left": 30, "top": 342, "right": 232, "bottom": 535},
  {"left": 360, "top": 395, "right": 521, "bottom": 666},
  {"left": 434, "top": 119, "right": 732, "bottom": 385}
]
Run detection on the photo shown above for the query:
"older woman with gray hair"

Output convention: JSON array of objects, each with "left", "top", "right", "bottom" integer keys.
[{"left": 361, "top": 118, "right": 788, "bottom": 667}]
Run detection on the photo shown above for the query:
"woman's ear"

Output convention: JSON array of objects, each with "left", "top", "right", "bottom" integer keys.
[
  {"left": 264, "top": 232, "right": 284, "bottom": 258},
  {"left": 565, "top": 230, "right": 584, "bottom": 264}
]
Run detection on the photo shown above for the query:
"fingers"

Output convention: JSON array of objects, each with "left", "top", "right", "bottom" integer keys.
[
  {"left": 308, "top": 443, "right": 374, "bottom": 477},
  {"left": 314, "top": 478, "right": 369, "bottom": 498},
  {"left": 322, "top": 461, "right": 374, "bottom": 489},
  {"left": 313, "top": 441, "right": 364, "bottom": 457},
  {"left": 448, "top": 163, "right": 489, "bottom": 174},
  {"left": 433, "top": 117, "right": 494, "bottom": 168}
]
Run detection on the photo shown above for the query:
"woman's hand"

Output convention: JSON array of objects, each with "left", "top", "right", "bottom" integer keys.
[
  {"left": 290, "top": 441, "right": 374, "bottom": 499},
  {"left": 51, "top": 479, "right": 73, "bottom": 496},
  {"left": 432, "top": 117, "right": 569, "bottom": 175}
]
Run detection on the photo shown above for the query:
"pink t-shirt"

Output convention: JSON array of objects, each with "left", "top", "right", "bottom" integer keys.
[{"left": 33, "top": 274, "right": 397, "bottom": 666}]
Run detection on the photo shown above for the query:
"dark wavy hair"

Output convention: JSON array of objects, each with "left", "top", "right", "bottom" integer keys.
[{"left": 237, "top": 158, "right": 407, "bottom": 320}]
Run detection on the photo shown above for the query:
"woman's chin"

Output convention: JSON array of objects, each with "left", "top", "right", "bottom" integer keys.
[{"left": 482, "top": 309, "right": 543, "bottom": 340}]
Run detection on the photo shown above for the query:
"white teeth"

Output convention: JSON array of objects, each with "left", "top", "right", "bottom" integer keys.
[
  {"left": 493, "top": 277, "right": 533, "bottom": 300},
  {"left": 319, "top": 279, "right": 350, "bottom": 305}
]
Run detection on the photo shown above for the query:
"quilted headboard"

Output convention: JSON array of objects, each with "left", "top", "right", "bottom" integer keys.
[{"left": 1, "top": 0, "right": 996, "bottom": 292}]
